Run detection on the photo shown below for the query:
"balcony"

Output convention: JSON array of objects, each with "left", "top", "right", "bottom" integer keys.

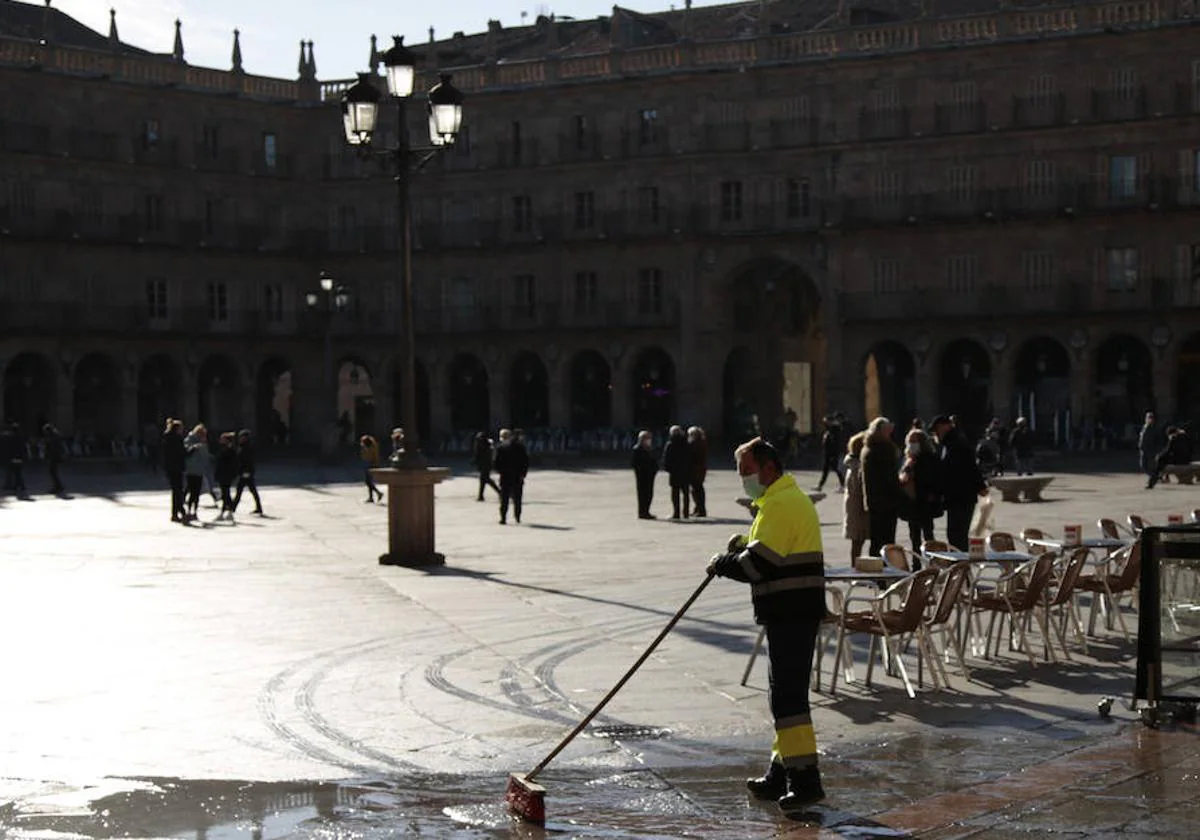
[
  {"left": 933, "top": 101, "right": 987, "bottom": 134},
  {"left": 618, "top": 128, "right": 670, "bottom": 158},
  {"left": 1090, "top": 86, "right": 1148, "bottom": 121},
  {"left": 557, "top": 132, "right": 605, "bottom": 163},
  {"left": 494, "top": 138, "right": 540, "bottom": 168},
  {"left": 1011, "top": 93, "right": 1067, "bottom": 128},
  {"left": 414, "top": 297, "right": 680, "bottom": 334},
  {"left": 0, "top": 120, "right": 52, "bottom": 154},
  {"left": 703, "top": 122, "right": 751, "bottom": 153},
  {"left": 768, "top": 117, "right": 821, "bottom": 148},
  {"left": 193, "top": 146, "right": 243, "bottom": 174},
  {"left": 858, "top": 107, "right": 911, "bottom": 141},
  {"left": 249, "top": 153, "right": 296, "bottom": 178},
  {"left": 131, "top": 138, "right": 180, "bottom": 167},
  {"left": 66, "top": 129, "right": 120, "bottom": 162}
]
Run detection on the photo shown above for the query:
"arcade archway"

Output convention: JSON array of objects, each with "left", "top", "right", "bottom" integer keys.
[
  {"left": 509, "top": 352, "right": 549, "bottom": 429},
  {"left": 631, "top": 346, "right": 676, "bottom": 431},
  {"left": 449, "top": 354, "right": 489, "bottom": 431},
  {"left": 569, "top": 350, "right": 611, "bottom": 430}
]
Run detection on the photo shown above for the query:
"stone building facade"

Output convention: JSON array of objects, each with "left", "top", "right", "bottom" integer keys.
[{"left": 2, "top": 0, "right": 1199, "bottom": 451}]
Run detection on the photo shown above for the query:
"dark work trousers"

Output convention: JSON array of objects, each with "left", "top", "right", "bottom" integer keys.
[
  {"left": 945, "top": 503, "right": 976, "bottom": 552},
  {"left": 816, "top": 455, "right": 845, "bottom": 491},
  {"left": 48, "top": 462, "right": 64, "bottom": 495},
  {"left": 167, "top": 471, "right": 185, "bottom": 520},
  {"left": 867, "top": 508, "right": 898, "bottom": 557},
  {"left": 907, "top": 516, "right": 934, "bottom": 569},
  {"left": 477, "top": 471, "right": 501, "bottom": 500},
  {"left": 219, "top": 482, "right": 235, "bottom": 513},
  {"left": 691, "top": 481, "right": 707, "bottom": 517},
  {"left": 234, "top": 476, "right": 263, "bottom": 513},
  {"left": 670, "top": 483, "right": 691, "bottom": 518},
  {"left": 185, "top": 474, "right": 204, "bottom": 514},
  {"left": 635, "top": 473, "right": 655, "bottom": 517},
  {"left": 499, "top": 478, "right": 524, "bottom": 523},
  {"left": 765, "top": 617, "right": 822, "bottom": 769}
]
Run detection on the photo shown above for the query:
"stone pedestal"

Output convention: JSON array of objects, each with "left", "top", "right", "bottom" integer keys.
[{"left": 370, "top": 465, "right": 452, "bottom": 567}]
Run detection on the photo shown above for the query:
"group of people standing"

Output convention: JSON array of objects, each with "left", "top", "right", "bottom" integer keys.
[
  {"left": 843, "top": 414, "right": 989, "bottom": 563},
  {"left": 632, "top": 425, "right": 709, "bottom": 520},
  {"left": 1, "top": 422, "right": 66, "bottom": 497},
  {"left": 160, "top": 419, "right": 263, "bottom": 523},
  {"left": 471, "top": 429, "right": 531, "bottom": 524}
]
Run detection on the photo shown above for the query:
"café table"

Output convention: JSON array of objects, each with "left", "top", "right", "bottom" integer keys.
[
  {"left": 1025, "top": 537, "right": 1129, "bottom": 553},
  {"left": 922, "top": 549, "right": 1034, "bottom": 658}
]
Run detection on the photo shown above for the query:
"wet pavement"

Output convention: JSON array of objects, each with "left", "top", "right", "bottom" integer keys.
[{"left": 1, "top": 461, "right": 1197, "bottom": 838}]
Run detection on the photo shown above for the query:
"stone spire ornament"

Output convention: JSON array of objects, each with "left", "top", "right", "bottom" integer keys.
[
  {"left": 172, "top": 19, "right": 185, "bottom": 62},
  {"left": 108, "top": 8, "right": 119, "bottom": 47},
  {"left": 231, "top": 28, "right": 243, "bottom": 73},
  {"left": 306, "top": 41, "right": 316, "bottom": 78},
  {"left": 296, "top": 39, "right": 307, "bottom": 77},
  {"left": 368, "top": 34, "right": 380, "bottom": 74}
]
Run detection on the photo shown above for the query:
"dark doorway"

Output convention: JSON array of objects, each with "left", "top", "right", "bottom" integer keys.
[
  {"left": 138, "top": 354, "right": 181, "bottom": 432},
  {"left": 1014, "top": 337, "right": 1071, "bottom": 445},
  {"left": 1178, "top": 333, "right": 1200, "bottom": 428},
  {"left": 509, "top": 352, "right": 549, "bottom": 429},
  {"left": 256, "top": 358, "right": 291, "bottom": 446},
  {"left": 197, "top": 355, "right": 242, "bottom": 432},
  {"left": 569, "top": 350, "right": 612, "bottom": 430},
  {"left": 1095, "top": 334, "right": 1154, "bottom": 438},
  {"left": 723, "top": 346, "right": 760, "bottom": 443},
  {"left": 73, "top": 353, "right": 123, "bottom": 439},
  {"left": 3, "top": 352, "right": 56, "bottom": 435},
  {"left": 937, "top": 338, "right": 992, "bottom": 439},
  {"left": 632, "top": 346, "right": 676, "bottom": 431},
  {"left": 449, "top": 354, "right": 489, "bottom": 431},
  {"left": 864, "top": 341, "right": 917, "bottom": 428}
]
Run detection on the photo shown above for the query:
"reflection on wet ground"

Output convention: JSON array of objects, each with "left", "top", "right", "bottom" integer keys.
[{"left": 5, "top": 723, "right": 1197, "bottom": 839}]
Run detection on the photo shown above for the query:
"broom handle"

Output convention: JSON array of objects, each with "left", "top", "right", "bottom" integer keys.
[{"left": 526, "top": 572, "right": 715, "bottom": 782}]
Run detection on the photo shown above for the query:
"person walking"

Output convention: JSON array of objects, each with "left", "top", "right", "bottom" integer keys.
[
  {"left": 1008, "top": 417, "right": 1035, "bottom": 476},
  {"left": 898, "top": 428, "right": 940, "bottom": 563},
  {"left": 706, "top": 437, "right": 827, "bottom": 812},
  {"left": 472, "top": 431, "right": 501, "bottom": 501},
  {"left": 42, "top": 423, "right": 66, "bottom": 496},
  {"left": 1138, "top": 412, "right": 1160, "bottom": 483},
  {"left": 183, "top": 425, "right": 211, "bottom": 520},
  {"left": 687, "top": 426, "right": 708, "bottom": 518},
  {"left": 931, "top": 414, "right": 988, "bottom": 551},
  {"left": 815, "top": 416, "right": 845, "bottom": 492},
  {"left": 662, "top": 425, "right": 692, "bottom": 519},
  {"left": 494, "top": 428, "right": 529, "bottom": 524},
  {"left": 842, "top": 431, "right": 869, "bottom": 562},
  {"left": 632, "top": 429, "right": 658, "bottom": 520},
  {"left": 214, "top": 431, "right": 240, "bottom": 520},
  {"left": 861, "top": 417, "right": 902, "bottom": 557},
  {"left": 359, "top": 434, "right": 384, "bottom": 503},
  {"left": 232, "top": 429, "right": 264, "bottom": 516},
  {"left": 161, "top": 418, "right": 187, "bottom": 522}
]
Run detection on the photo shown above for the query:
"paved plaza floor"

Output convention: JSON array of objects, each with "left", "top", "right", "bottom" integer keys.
[{"left": 0, "top": 458, "right": 1196, "bottom": 838}]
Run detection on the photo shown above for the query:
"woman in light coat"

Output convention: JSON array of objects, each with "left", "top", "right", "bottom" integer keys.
[{"left": 841, "top": 431, "right": 869, "bottom": 562}]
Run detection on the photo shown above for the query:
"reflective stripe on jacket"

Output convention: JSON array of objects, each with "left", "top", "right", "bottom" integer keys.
[{"left": 739, "top": 473, "right": 825, "bottom": 623}]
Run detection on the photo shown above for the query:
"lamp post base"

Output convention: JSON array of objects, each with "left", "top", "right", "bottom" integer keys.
[{"left": 370, "top": 465, "right": 452, "bottom": 567}]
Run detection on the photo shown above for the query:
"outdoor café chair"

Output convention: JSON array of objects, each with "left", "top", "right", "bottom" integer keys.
[
  {"left": 1044, "top": 547, "right": 1091, "bottom": 659},
  {"left": 881, "top": 543, "right": 911, "bottom": 572},
  {"left": 1127, "top": 514, "right": 1150, "bottom": 536},
  {"left": 970, "top": 554, "right": 1057, "bottom": 666},
  {"left": 1021, "top": 527, "right": 1049, "bottom": 555},
  {"left": 1075, "top": 542, "right": 1141, "bottom": 641},
  {"left": 1098, "top": 518, "right": 1126, "bottom": 540},
  {"left": 921, "top": 561, "right": 973, "bottom": 687}
]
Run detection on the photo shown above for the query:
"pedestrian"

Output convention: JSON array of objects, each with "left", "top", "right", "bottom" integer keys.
[
  {"left": 687, "top": 425, "right": 708, "bottom": 518},
  {"left": 663, "top": 425, "right": 692, "bottom": 519},
  {"left": 2, "top": 421, "right": 27, "bottom": 496},
  {"left": 632, "top": 429, "right": 658, "bottom": 520},
  {"left": 388, "top": 427, "right": 405, "bottom": 463},
  {"left": 214, "top": 431, "right": 239, "bottom": 520},
  {"left": 1138, "top": 412, "right": 1161, "bottom": 482},
  {"left": 842, "top": 431, "right": 869, "bottom": 562},
  {"left": 815, "top": 416, "right": 845, "bottom": 492},
  {"left": 42, "top": 423, "right": 65, "bottom": 496},
  {"left": 1008, "top": 417, "right": 1034, "bottom": 475},
  {"left": 898, "top": 428, "right": 940, "bottom": 563},
  {"left": 862, "top": 417, "right": 902, "bottom": 556},
  {"left": 1148, "top": 427, "right": 1191, "bottom": 489},
  {"left": 494, "top": 428, "right": 529, "bottom": 524},
  {"left": 706, "top": 436, "right": 827, "bottom": 812},
  {"left": 183, "top": 424, "right": 211, "bottom": 519},
  {"left": 232, "top": 429, "right": 264, "bottom": 516},
  {"left": 472, "top": 431, "right": 501, "bottom": 501},
  {"left": 360, "top": 434, "right": 384, "bottom": 503},
  {"left": 161, "top": 418, "right": 187, "bottom": 522},
  {"left": 931, "top": 414, "right": 988, "bottom": 551}
]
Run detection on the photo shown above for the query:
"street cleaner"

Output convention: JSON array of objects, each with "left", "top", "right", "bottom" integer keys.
[{"left": 706, "top": 436, "right": 827, "bottom": 812}]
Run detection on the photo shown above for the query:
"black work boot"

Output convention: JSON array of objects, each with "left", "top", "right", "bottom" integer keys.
[
  {"left": 778, "top": 766, "right": 825, "bottom": 812},
  {"left": 745, "top": 759, "right": 787, "bottom": 800}
]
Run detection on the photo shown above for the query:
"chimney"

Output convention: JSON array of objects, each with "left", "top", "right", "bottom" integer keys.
[
  {"left": 485, "top": 19, "right": 502, "bottom": 62},
  {"left": 231, "top": 28, "right": 244, "bottom": 73},
  {"left": 428, "top": 26, "right": 438, "bottom": 71},
  {"left": 173, "top": 19, "right": 186, "bottom": 62}
]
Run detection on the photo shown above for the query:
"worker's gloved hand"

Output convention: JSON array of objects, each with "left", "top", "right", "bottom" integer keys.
[
  {"left": 706, "top": 551, "right": 737, "bottom": 578},
  {"left": 727, "top": 533, "right": 748, "bottom": 553}
]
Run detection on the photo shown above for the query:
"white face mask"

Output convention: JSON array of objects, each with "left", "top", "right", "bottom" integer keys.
[{"left": 906, "top": 443, "right": 921, "bottom": 456}]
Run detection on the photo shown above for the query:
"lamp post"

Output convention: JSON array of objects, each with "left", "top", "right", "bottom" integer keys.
[
  {"left": 305, "top": 270, "right": 351, "bottom": 456},
  {"left": 339, "top": 37, "right": 464, "bottom": 567}
]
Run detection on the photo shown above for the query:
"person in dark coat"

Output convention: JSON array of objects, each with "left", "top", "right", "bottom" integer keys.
[
  {"left": 472, "top": 431, "right": 501, "bottom": 501},
  {"left": 632, "top": 429, "right": 658, "bottom": 520},
  {"left": 861, "top": 417, "right": 902, "bottom": 556},
  {"left": 493, "top": 428, "right": 529, "bottom": 524},
  {"left": 898, "top": 428, "right": 941, "bottom": 564},
  {"left": 815, "top": 416, "right": 845, "bottom": 492},
  {"left": 1148, "top": 427, "right": 1193, "bottom": 489},
  {"left": 214, "top": 431, "right": 240, "bottom": 520},
  {"left": 161, "top": 418, "right": 187, "bottom": 522},
  {"left": 687, "top": 425, "right": 709, "bottom": 518},
  {"left": 662, "top": 425, "right": 692, "bottom": 519},
  {"left": 931, "top": 414, "right": 989, "bottom": 551},
  {"left": 1008, "top": 417, "right": 1035, "bottom": 475},
  {"left": 1137, "top": 412, "right": 1160, "bottom": 481},
  {"left": 43, "top": 423, "right": 66, "bottom": 496},
  {"left": 2, "top": 422, "right": 27, "bottom": 496},
  {"left": 232, "top": 429, "right": 264, "bottom": 515}
]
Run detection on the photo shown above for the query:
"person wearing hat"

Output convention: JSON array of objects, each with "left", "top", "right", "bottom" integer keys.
[{"left": 930, "top": 414, "right": 987, "bottom": 551}]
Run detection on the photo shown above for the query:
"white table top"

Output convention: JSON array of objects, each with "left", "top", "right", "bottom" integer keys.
[
  {"left": 923, "top": 550, "right": 1033, "bottom": 564},
  {"left": 1026, "top": 537, "right": 1129, "bottom": 550},
  {"left": 826, "top": 567, "right": 908, "bottom": 582}
]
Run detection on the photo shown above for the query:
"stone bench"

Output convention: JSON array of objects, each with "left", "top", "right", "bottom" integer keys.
[
  {"left": 990, "top": 475, "right": 1055, "bottom": 503},
  {"left": 1161, "top": 463, "right": 1200, "bottom": 485}
]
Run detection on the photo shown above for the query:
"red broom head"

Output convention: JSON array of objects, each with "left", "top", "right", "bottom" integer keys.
[{"left": 505, "top": 772, "right": 546, "bottom": 825}]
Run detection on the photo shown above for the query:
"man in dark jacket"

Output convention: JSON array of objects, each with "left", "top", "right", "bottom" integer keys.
[
  {"left": 493, "top": 428, "right": 529, "bottom": 524},
  {"left": 1148, "top": 427, "right": 1193, "bottom": 489},
  {"left": 232, "top": 429, "right": 264, "bottom": 515},
  {"left": 815, "top": 417, "right": 845, "bottom": 492},
  {"left": 161, "top": 418, "right": 187, "bottom": 521},
  {"left": 472, "top": 431, "right": 500, "bottom": 501},
  {"left": 1138, "top": 412, "right": 1160, "bottom": 482},
  {"left": 662, "top": 425, "right": 692, "bottom": 519},
  {"left": 632, "top": 430, "right": 658, "bottom": 520},
  {"left": 931, "top": 415, "right": 988, "bottom": 551},
  {"left": 43, "top": 423, "right": 66, "bottom": 495},
  {"left": 1008, "top": 417, "right": 1035, "bottom": 476}
]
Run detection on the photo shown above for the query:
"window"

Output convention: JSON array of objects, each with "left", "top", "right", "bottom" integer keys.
[
  {"left": 637, "top": 267, "right": 663, "bottom": 315},
  {"left": 1028, "top": 74, "right": 1056, "bottom": 105},
  {"left": 719, "top": 180, "right": 743, "bottom": 222},
  {"left": 202, "top": 124, "right": 219, "bottom": 158},
  {"left": 869, "top": 86, "right": 899, "bottom": 114},
  {"left": 1110, "top": 67, "right": 1137, "bottom": 98},
  {"left": 636, "top": 186, "right": 660, "bottom": 224},
  {"left": 1109, "top": 155, "right": 1138, "bottom": 199},
  {"left": 207, "top": 282, "right": 228, "bottom": 322},
  {"left": 263, "top": 283, "right": 284, "bottom": 323},
  {"left": 1106, "top": 247, "right": 1139, "bottom": 291},
  {"left": 945, "top": 254, "right": 978, "bottom": 294},
  {"left": 204, "top": 198, "right": 217, "bottom": 236},
  {"left": 779, "top": 96, "right": 810, "bottom": 121},
  {"left": 946, "top": 165, "right": 977, "bottom": 199},
  {"left": 1023, "top": 251, "right": 1056, "bottom": 291},
  {"left": 1193, "top": 149, "right": 1200, "bottom": 192},
  {"left": 872, "top": 169, "right": 903, "bottom": 203},
  {"left": 1024, "top": 160, "right": 1057, "bottom": 197},
  {"left": 512, "top": 195, "right": 533, "bottom": 233},
  {"left": 574, "top": 271, "right": 598, "bottom": 314},
  {"left": 145, "top": 278, "right": 168, "bottom": 319},
  {"left": 263, "top": 132, "right": 278, "bottom": 173},
  {"left": 144, "top": 118, "right": 160, "bottom": 149},
  {"left": 144, "top": 194, "right": 163, "bottom": 232},
  {"left": 573, "top": 191, "right": 595, "bottom": 230},
  {"left": 511, "top": 121, "right": 522, "bottom": 163},
  {"left": 10, "top": 181, "right": 34, "bottom": 212},
  {"left": 512, "top": 274, "right": 536, "bottom": 317},
  {"left": 872, "top": 258, "right": 903, "bottom": 294},
  {"left": 950, "top": 80, "right": 977, "bottom": 108},
  {"left": 638, "top": 108, "right": 659, "bottom": 146},
  {"left": 77, "top": 189, "right": 103, "bottom": 224},
  {"left": 573, "top": 115, "right": 589, "bottom": 150},
  {"left": 785, "top": 178, "right": 811, "bottom": 218}
]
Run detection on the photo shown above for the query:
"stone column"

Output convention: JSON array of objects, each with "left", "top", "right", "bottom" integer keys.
[
  {"left": 546, "top": 352, "right": 568, "bottom": 429},
  {"left": 990, "top": 351, "right": 1014, "bottom": 421},
  {"left": 1152, "top": 348, "right": 1174, "bottom": 420},
  {"left": 914, "top": 354, "right": 938, "bottom": 422},
  {"left": 120, "top": 363, "right": 139, "bottom": 438},
  {"left": 489, "top": 352, "right": 509, "bottom": 429},
  {"left": 611, "top": 350, "right": 632, "bottom": 428},
  {"left": 56, "top": 364, "right": 75, "bottom": 433},
  {"left": 182, "top": 364, "right": 200, "bottom": 429}
]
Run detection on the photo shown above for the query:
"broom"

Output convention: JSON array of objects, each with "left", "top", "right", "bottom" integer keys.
[{"left": 505, "top": 572, "right": 715, "bottom": 824}]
